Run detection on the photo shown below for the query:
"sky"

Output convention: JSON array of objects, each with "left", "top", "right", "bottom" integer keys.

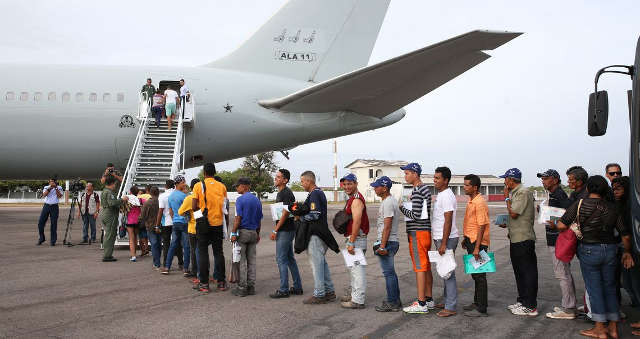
[{"left": 1, "top": 0, "right": 638, "bottom": 187}]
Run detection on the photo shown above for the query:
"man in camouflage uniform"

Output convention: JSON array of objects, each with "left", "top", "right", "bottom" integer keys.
[
  {"left": 101, "top": 176, "right": 128, "bottom": 262},
  {"left": 141, "top": 78, "right": 156, "bottom": 102}
]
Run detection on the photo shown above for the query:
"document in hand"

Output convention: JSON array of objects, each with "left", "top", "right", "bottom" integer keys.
[
  {"left": 538, "top": 205, "right": 566, "bottom": 225},
  {"left": 463, "top": 251, "right": 496, "bottom": 274},
  {"left": 270, "top": 203, "right": 290, "bottom": 221},
  {"left": 341, "top": 248, "right": 367, "bottom": 267},
  {"left": 494, "top": 214, "right": 508, "bottom": 225},
  {"left": 403, "top": 201, "right": 429, "bottom": 221}
]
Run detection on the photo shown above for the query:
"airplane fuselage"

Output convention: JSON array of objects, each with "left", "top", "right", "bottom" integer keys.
[{"left": 0, "top": 64, "right": 405, "bottom": 179}]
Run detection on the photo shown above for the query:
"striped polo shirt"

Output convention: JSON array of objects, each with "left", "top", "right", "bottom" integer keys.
[{"left": 399, "top": 184, "right": 432, "bottom": 232}]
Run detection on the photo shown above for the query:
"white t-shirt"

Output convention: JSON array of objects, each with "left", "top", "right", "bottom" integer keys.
[
  {"left": 164, "top": 89, "right": 179, "bottom": 104},
  {"left": 180, "top": 85, "right": 189, "bottom": 97},
  {"left": 159, "top": 188, "right": 175, "bottom": 226},
  {"left": 376, "top": 195, "right": 399, "bottom": 242},
  {"left": 431, "top": 187, "right": 458, "bottom": 240}
]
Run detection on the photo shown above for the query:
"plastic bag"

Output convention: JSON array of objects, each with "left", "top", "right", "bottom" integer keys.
[
  {"left": 436, "top": 249, "right": 456, "bottom": 280},
  {"left": 228, "top": 242, "right": 241, "bottom": 283}
]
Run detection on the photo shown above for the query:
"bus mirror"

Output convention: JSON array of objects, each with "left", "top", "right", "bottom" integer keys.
[{"left": 588, "top": 90, "right": 609, "bottom": 136}]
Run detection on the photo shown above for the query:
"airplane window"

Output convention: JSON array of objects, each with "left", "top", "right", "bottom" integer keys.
[
  {"left": 5, "top": 92, "right": 15, "bottom": 101},
  {"left": 48, "top": 92, "right": 56, "bottom": 101},
  {"left": 103, "top": 93, "right": 111, "bottom": 102},
  {"left": 20, "top": 92, "right": 28, "bottom": 101},
  {"left": 89, "top": 92, "right": 97, "bottom": 102},
  {"left": 62, "top": 92, "right": 70, "bottom": 103},
  {"left": 117, "top": 93, "right": 124, "bottom": 102},
  {"left": 76, "top": 92, "right": 84, "bottom": 102},
  {"left": 34, "top": 92, "right": 43, "bottom": 102}
]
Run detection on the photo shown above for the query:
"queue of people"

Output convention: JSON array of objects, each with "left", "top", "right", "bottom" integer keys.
[
  {"left": 142, "top": 78, "right": 190, "bottom": 130},
  {"left": 35, "top": 161, "right": 640, "bottom": 338}
]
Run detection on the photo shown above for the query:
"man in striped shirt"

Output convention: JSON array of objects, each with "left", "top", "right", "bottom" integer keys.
[{"left": 398, "top": 162, "right": 435, "bottom": 313}]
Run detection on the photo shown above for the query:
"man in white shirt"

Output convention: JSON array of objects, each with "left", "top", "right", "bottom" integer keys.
[
  {"left": 156, "top": 179, "right": 182, "bottom": 269},
  {"left": 163, "top": 87, "right": 180, "bottom": 130},
  {"left": 432, "top": 166, "right": 459, "bottom": 317},
  {"left": 37, "top": 177, "right": 64, "bottom": 246},
  {"left": 179, "top": 79, "right": 190, "bottom": 117}
]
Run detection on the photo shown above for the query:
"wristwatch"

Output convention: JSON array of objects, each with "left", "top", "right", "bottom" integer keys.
[
  {"left": 272, "top": 230, "right": 277, "bottom": 234},
  {"left": 230, "top": 232, "right": 239, "bottom": 237},
  {"left": 504, "top": 197, "right": 511, "bottom": 202}
]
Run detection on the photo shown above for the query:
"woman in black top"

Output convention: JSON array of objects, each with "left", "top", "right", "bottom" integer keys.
[{"left": 557, "top": 175, "right": 634, "bottom": 339}]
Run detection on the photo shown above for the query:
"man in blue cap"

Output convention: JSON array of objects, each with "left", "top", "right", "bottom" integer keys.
[
  {"left": 537, "top": 169, "right": 575, "bottom": 320},
  {"left": 498, "top": 168, "right": 538, "bottom": 317},
  {"left": 339, "top": 173, "right": 369, "bottom": 309},
  {"left": 370, "top": 176, "right": 402, "bottom": 312}
]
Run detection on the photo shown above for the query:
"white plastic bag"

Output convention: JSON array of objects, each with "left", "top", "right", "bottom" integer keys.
[
  {"left": 436, "top": 249, "right": 456, "bottom": 280},
  {"left": 232, "top": 242, "right": 241, "bottom": 263}
]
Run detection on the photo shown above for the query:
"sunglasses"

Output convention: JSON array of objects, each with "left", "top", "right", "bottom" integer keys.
[{"left": 608, "top": 171, "right": 622, "bottom": 176}]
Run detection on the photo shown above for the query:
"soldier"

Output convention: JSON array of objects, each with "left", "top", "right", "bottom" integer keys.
[
  {"left": 101, "top": 175, "right": 128, "bottom": 262},
  {"left": 141, "top": 78, "right": 155, "bottom": 102}
]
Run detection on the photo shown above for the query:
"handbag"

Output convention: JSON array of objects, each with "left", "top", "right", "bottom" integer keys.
[
  {"left": 332, "top": 200, "right": 351, "bottom": 234},
  {"left": 555, "top": 199, "right": 601, "bottom": 263}
]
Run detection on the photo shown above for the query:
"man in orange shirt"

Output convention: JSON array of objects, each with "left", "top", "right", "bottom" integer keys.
[
  {"left": 192, "top": 163, "right": 228, "bottom": 293},
  {"left": 462, "top": 174, "right": 490, "bottom": 317}
]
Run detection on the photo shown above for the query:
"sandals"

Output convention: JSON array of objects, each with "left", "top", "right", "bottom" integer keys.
[
  {"left": 579, "top": 328, "right": 608, "bottom": 339},
  {"left": 436, "top": 309, "right": 457, "bottom": 317}
]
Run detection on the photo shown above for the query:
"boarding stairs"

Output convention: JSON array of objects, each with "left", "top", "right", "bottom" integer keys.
[{"left": 109, "top": 93, "right": 195, "bottom": 247}]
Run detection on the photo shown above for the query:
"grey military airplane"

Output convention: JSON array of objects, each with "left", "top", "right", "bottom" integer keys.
[{"left": 0, "top": 0, "right": 520, "bottom": 179}]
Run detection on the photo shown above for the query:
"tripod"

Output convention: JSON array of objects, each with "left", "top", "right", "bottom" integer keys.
[{"left": 62, "top": 192, "right": 80, "bottom": 247}]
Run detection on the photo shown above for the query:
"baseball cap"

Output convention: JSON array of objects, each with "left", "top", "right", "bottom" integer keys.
[
  {"left": 340, "top": 173, "right": 357, "bottom": 182},
  {"left": 370, "top": 176, "right": 392, "bottom": 189},
  {"left": 400, "top": 162, "right": 422, "bottom": 175},
  {"left": 234, "top": 177, "right": 251, "bottom": 187},
  {"left": 499, "top": 168, "right": 522, "bottom": 179},
  {"left": 537, "top": 169, "right": 560, "bottom": 179},
  {"left": 173, "top": 175, "right": 185, "bottom": 184}
]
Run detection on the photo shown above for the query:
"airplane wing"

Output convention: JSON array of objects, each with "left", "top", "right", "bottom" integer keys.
[{"left": 258, "top": 30, "right": 522, "bottom": 118}]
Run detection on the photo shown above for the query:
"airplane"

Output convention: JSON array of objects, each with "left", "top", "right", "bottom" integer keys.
[{"left": 0, "top": 0, "right": 521, "bottom": 180}]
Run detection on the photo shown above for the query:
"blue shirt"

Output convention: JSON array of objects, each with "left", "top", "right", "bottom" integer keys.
[
  {"left": 43, "top": 185, "right": 63, "bottom": 204},
  {"left": 236, "top": 192, "right": 263, "bottom": 230},
  {"left": 303, "top": 188, "right": 327, "bottom": 224},
  {"left": 168, "top": 190, "right": 187, "bottom": 224}
]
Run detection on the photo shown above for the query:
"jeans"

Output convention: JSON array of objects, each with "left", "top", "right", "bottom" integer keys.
[
  {"left": 81, "top": 213, "right": 97, "bottom": 241},
  {"left": 463, "top": 237, "right": 488, "bottom": 313},
  {"left": 276, "top": 229, "right": 302, "bottom": 292},
  {"left": 197, "top": 225, "right": 226, "bottom": 286},
  {"left": 151, "top": 106, "right": 163, "bottom": 126},
  {"left": 346, "top": 236, "right": 367, "bottom": 304},
  {"left": 548, "top": 246, "right": 577, "bottom": 311},
  {"left": 238, "top": 229, "right": 258, "bottom": 289},
  {"left": 189, "top": 233, "right": 199, "bottom": 277},
  {"left": 162, "top": 226, "right": 183, "bottom": 267},
  {"left": 510, "top": 239, "right": 538, "bottom": 309},
  {"left": 37, "top": 203, "right": 59, "bottom": 244},
  {"left": 577, "top": 243, "right": 620, "bottom": 322},
  {"left": 376, "top": 241, "right": 400, "bottom": 304},
  {"left": 433, "top": 237, "right": 458, "bottom": 311},
  {"left": 308, "top": 235, "right": 335, "bottom": 297},
  {"left": 148, "top": 229, "right": 162, "bottom": 267},
  {"left": 165, "top": 223, "right": 190, "bottom": 270}
]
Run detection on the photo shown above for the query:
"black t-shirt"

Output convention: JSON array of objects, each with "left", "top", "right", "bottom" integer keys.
[
  {"left": 545, "top": 187, "right": 571, "bottom": 246},
  {"left": 276, "top": 186, "right": 296, "bottom": 232},
  {"left": 560, "top": 198, "right": 628, "bottom": 244}
]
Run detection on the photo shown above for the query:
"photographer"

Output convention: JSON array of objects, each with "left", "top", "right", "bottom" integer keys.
[
  {"left": 100, "top": 163, "right": 122, "bottom": 185},
  {"left": 37, "top": 177, "right": 64, "bottom": 246},
  {"left": 77, "top": 182, "right": 100, "bottom": 244}
]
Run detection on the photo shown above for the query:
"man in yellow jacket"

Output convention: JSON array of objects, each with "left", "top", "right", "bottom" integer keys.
[{"left": 179, "top": 179, "right": 199, "bottom": 281}]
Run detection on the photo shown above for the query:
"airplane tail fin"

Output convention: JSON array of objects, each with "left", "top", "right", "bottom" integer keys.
[{"left": 206, "top": 0, "right": 390, "bottom": 83}]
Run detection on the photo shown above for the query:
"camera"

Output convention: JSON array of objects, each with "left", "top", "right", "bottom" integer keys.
[
  {"left": 69, "top": 179, "right": 85, "bottom": 194},
  {"left": 108, "top": 168, "right": 114, "bottom": 174}
]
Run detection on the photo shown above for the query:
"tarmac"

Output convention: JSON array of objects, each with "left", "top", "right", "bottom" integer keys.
[{"left": 1, "top": 203, "right": 639, "bottom": 338}]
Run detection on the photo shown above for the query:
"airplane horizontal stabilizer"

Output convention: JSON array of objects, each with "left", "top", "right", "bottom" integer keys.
[{"left": 259, "top": 30, "right": 522, "bottom": 118}]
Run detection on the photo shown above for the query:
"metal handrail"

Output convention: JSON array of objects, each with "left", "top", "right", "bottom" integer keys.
[
  {"left": 118, "top": 114, "right": 150, "bottom": 198},
  {"left": 138, "top": 92, "right": 152, "bottom": 119},
  {"left": 170, "top": 105, "right": 185, "bottom": 178}
]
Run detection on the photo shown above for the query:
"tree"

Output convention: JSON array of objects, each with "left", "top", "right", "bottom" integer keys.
[
  {"left": 241, "top": 151, "right": 278, "bottom": 198},
  {"left": 290, "top": 181, "right": 305, "bottom": 192}
]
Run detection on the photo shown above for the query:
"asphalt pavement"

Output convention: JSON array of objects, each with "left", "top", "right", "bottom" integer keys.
[{"left": 1, "top": 203, "right": 638, "bottom": 338}]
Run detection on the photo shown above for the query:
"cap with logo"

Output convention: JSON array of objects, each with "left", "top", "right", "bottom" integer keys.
[
  {"left": 400, "top": 162, "right": 422, "bottom": 175},
  {"left": 499, "top": 168, "right": 522, "bottom": 179},
  {"left": 536, "top": 169, "right": 560, "bottom": 179},
  {"left": 370, "top": 176, "right": 392, "bottom": 189},
  {"left": 173, "top": 175, "right": 185, "bottom": 184},
  {"left": 340, "top": 173, "right": 357, "bottom": 182}
]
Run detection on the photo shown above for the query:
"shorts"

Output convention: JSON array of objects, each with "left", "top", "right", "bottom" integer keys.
[
  {"left": 408, "top": 230, "right": 431, "bottom": 272},
  {"left": 138, "top": 228, "right": 148, "bottom": 239},
  {"left": 126, "top": 223, "right": 139, "bottom": 230},
  {"left": 165, "top": 102, "right": 176, "bottom": 116}
]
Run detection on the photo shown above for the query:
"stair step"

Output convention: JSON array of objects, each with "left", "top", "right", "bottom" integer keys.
[
  {"left": 139, "top": 152, "right": 174, "bottom": 156},
  {"left": 137, "top": 161, "right": 172, "bottom": 166}
]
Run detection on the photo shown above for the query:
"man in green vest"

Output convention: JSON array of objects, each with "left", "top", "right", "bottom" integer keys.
[{"left": 101, "top": 175, "right": 128, "bottom": 262}]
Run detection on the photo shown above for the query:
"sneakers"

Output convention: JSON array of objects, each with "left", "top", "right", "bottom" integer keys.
[
  {"left": 463, "top": 303, "right": 478, "bottom": 311},
  {"left": 161, "top": 267, "right": 169, "bottom": 275},
  {"left": 289, "top": 287, "right": 304, "bottom": 295},
  {"left": 232, "top": 287, "right": 248, "bottom": 297},
  {"left": 130, "top": 256, "right": 136, "bottom": 262},
  {"left": 324, "top": 291, "right": 336, "bottom": 302},
  {"left": 198, "top": 284, "right": 210, "bottom": 293},
  {"left": 341, "top": 294, "right": 352, "bottom": 302},
  {"left": 247, "top": 286, "right": 256, "bottom": 295},
  {"left": 464, "top": 309, "right": 489, "bottom": 318},
  {"left": 153, "top": 266, "right": 161, "bottom": 271},
  {"left": 375, "top": 301, "right": 402, "bottom": 312},
  {"left": 270, "top": 290, "right": 290, "bottom": 299},
  {"left": 217, "top": 281, "right": 229, "bottom": 292},
  {"left": 545, "top": 307, "right": 576, "bottom": 320},
  {"left": 507, "top": 302, "right": 522, "bottom": 311},
  {"left": 425, "top": 299, "right": 436, "bottom": 309},
  {"left": 102, "top": 257, "right": 117, "bottom": 262},
  {"left": 511, "top": 305, "right": 538, "bottom": 316},
  {"left": 303, "top": 295, "right": 327, "bottom": 304},
  {"left": 341, "top": 301, "right": 365, "bottom": 309},
  {"left": 403, "top": 301, "right": 429, "bottom": 314}
]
